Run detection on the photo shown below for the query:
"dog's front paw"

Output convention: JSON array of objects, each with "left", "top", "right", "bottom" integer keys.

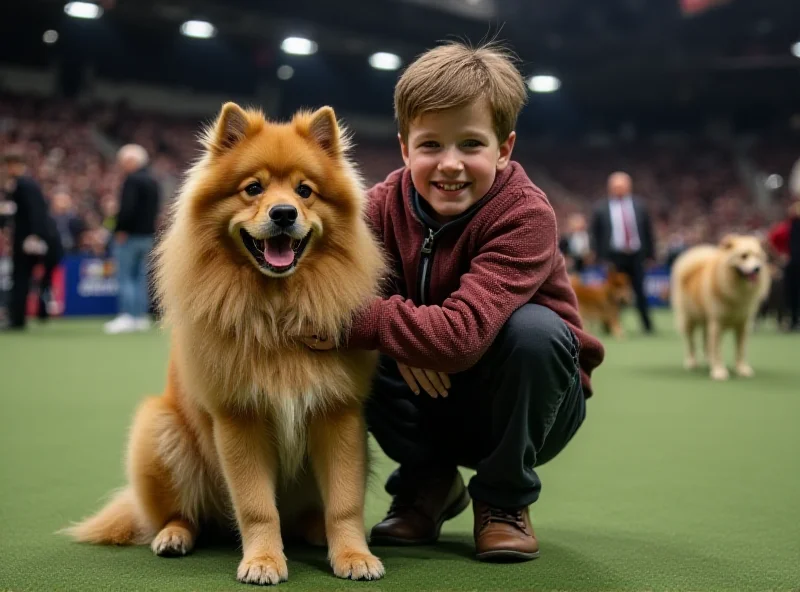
[
  {"left": 736, "top": 364, "right": 754, "bottom": 378},
  {"left": 683, "top": 356, "right": 698, "bottom": 370},
  {"left": 151, "top": 525, "right": 195, "bottom": 557},
  {"left": 710, "top": 366, "right": 729, "bottom": 381},
  {"left": 237, "top": 554, "right": 288, "bottom": 586},
  {"left": 331, "top": 549, "right": 385, "bottom": 581}
]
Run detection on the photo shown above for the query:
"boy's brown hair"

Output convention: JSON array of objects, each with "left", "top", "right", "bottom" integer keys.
[{"left": 394, "top": 41, "right": 528, "bottom": 143}]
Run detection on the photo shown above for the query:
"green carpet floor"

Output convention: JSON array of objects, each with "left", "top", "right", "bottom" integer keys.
[{"left": 1, "top": 312, "right": 798, "bottom": 591}]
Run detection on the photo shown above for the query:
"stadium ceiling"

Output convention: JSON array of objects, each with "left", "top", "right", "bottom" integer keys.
[{"left": 3, "top": 0, "right": 800, "bottom": 114}]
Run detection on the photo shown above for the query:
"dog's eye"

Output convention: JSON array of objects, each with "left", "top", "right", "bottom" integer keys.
[
  {"left": 244, "top": 182, "right": 263, "bottom": 197},
  {"left": 740, "top": 253, "right": 748, "bottom": 260},
  {"left": 296, "top": 183, "right": 313, "bottom": 199}
]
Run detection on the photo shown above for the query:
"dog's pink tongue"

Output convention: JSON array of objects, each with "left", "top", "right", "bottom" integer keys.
[{"left": 264, "top": 236, "right": 294, "bottom": 267}]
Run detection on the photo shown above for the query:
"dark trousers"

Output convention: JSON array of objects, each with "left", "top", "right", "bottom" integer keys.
[
  {"left": 9, "top": 253, "right": 34, "bottom": 328},
  {"left": 610, "top": 252, "right": 652, "bottom": 332},
  {"left": 365, "top": 304, "right": 586, "bottom": 509},
  {"left": 36, "top": 250, "right": 62, "bottom": 320},
  {"left": 786, "top": 261, "right": 800, "bottom": 328}
]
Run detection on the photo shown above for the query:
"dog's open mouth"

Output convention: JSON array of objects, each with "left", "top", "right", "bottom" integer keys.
[
  {"left": 736, "top": 267, "right": 760, "bottom": 283},
  {"left": 239, "top": 229, "right": 313, "bottom": 274}
]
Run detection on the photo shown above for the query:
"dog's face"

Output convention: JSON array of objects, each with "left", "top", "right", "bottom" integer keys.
[
  {"left": 720, "top": 234, "right": 766, "bottom": 284},
  {"left": 187, "top": 103, "right": 362, "bottom": 279},
  {"left": 606, "top": 270, "right": 633, "bottom": 305}
]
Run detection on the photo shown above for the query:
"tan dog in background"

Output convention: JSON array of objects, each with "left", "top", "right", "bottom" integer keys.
[
  {"left": 570, "top": 269, "right": 633, "bottom": 339},
  {"left": 671, "top": 234, "right": 770, "bottom": 380},
  {"left": 64, "top": 103, "right": 387, "bottom": 584}
]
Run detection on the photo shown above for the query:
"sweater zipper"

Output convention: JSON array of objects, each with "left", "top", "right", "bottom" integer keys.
[{"left": 418, "top": 227, "right": 436, "bottom": 305}]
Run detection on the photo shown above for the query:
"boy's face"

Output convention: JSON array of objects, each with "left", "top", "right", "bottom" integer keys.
[{"left": 400, "top": 101, "right": 515, "bottom": 223}]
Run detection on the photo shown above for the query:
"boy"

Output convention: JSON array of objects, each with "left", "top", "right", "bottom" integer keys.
[{"left": 304, "top": 42, "right": 605, "bottom": 561}]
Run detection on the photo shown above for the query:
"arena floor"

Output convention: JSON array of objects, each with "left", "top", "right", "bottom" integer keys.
[{"left": 1, "top": 312, "right": 798, "bottom": 591}]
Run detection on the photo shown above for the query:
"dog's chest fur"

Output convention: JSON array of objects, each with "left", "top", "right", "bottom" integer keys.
[{"left": 258, "top": 389, "right": 321, "bottom": 481}]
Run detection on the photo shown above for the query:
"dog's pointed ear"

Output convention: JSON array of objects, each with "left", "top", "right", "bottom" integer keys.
[
  {"left": 307, "top": 106, "right": 341, "bottom": 156},
  {"left": 720, "top": 234, "right": 737, "bottom": 250},
  {"left": 207, "top": 102, "right": 252, "bottom": 155}
]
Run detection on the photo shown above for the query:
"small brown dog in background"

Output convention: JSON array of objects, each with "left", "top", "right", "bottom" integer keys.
[{"left": 570, "top": 269, "right": 633, "bottom": 339}]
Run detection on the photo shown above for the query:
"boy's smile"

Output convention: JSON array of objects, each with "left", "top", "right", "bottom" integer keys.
[{"left": 400, "top": 100, "right": 515, "bottom": 223}]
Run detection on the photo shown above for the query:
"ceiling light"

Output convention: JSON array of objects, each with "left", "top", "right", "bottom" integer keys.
[
  {"left": 64, "top": 2, "right": 102, "bottom": 19},
  {"left": 765, "top": 174, "right": 783, "bottom": 190},
  {"left": 369, "top": 52, "right": 402, "bottom": 71},
  {"left": 43, "top": 30, "right": 59, "bottom": 44},
  {"left": 792, "top": 42, "right": 800, "bottom": 58},
  {"left": 277, "top": 65, "right": 294, "bottom": 80},
  {"left": 281, "top": 36, "right": 317, "bottom": 56},
  {"left": 528, "top": 75, "right": 561, "bottom": 93},
  {"left": 180, "top": 20, "right": 216, "bottom": 39}
]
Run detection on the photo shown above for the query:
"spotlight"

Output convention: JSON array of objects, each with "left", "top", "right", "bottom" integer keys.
[
  {"left": 281, "top": 37, "right": 317, "bottom": 56},
  {"left": 180, "top": 20, "right": 216, "bottom": 39},
  {"left": 528, "top": 75, "right": 561, "bottom": 93},
  {"left": 64, "top": 2, "right": 103, "bottom": 19},
  {"left": 369, "top": 52, "right": 402, "bottom": 71}
]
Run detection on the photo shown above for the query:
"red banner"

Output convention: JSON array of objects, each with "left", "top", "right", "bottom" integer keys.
[{"left": 680, "top": 0, "right": 731, "bottom": 16}]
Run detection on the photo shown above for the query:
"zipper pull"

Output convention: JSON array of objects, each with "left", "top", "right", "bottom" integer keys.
[{"left": 421, "top": 228, "right": 435, "bottom": 254}]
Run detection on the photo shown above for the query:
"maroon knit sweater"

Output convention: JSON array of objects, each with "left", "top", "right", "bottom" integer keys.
[{"left": 348, "top": 162, "right": 605, "bottom": 396}]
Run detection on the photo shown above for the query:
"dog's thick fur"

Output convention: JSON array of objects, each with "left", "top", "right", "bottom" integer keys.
[
  {"left": 570, "top": 270, "right": 633, "bottom": 339},
  {"left": 63, "top": 103, "right": 387, "bottom": 584},
  {"left": 671, "top": 234, "right": 770, "bottom": 380}
]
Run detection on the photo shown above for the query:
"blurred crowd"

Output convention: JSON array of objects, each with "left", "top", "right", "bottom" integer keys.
[{"left": 1, "top": 92, "right": 798, "bottom": 267}]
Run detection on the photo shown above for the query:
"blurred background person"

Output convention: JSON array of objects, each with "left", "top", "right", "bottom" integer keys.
[
  {"left": 1, "top": 150, "right": 61, "bottom": 330},
  {"left": 50, "top": 190, "right": 85, "bottom": 254},
  {"left": 786, "top": 201, "right": 800, "bottom": 331},
  {"left": 559, "top": 213, "right": 592, "bottom": 273},
  {"left": 591, "top": 172, "right": 655, "bottom": 334},
  {"left": 103, "top": 144, "right": 159, "bottom": 334}
]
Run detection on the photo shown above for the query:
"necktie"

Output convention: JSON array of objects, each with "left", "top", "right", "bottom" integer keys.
[{"left": 622, "top": 203, "right": 633, "bottom": 250}]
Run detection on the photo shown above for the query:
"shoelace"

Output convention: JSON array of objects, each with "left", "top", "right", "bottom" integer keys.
[
  {"left": 481, "top": 506, "right": 527, "bottom": 532},
  {"left": 386, "top": 493, "right": 423, "bottom": 519}
]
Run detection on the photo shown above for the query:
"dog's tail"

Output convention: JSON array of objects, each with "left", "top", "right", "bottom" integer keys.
[{"left": 60, "top": 487, "right": 148, "bottom": 545}]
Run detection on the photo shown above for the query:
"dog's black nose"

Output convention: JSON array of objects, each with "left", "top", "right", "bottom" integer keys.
[
  {"left": 752, "top": 266, "right": 760, "bottom": 274},
  {"left": 269, "top": 205, "right": 298, "bottom": 228}
]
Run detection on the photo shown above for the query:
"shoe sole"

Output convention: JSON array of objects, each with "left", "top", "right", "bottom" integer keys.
[
  {"left": 476, "top": 549, "right": 540, "bottom": 562},
  {"left": 370, "top": 486, "right": 471, "bottom": 546}
]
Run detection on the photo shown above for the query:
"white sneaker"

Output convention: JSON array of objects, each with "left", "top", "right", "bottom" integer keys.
[
  {"left": 104, "top": 314, "right": 137, "bottom": 334},
  {"left": 135, "top": 317, "right": 152, "bottom": 331}
]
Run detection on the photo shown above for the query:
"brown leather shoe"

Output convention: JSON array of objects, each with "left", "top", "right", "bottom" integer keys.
[
  {"left": 370, "top": 470, "right": 471, "bottom": 545},
  {"left": 473, "top": 500, "right": 540, "bottom": 562}
]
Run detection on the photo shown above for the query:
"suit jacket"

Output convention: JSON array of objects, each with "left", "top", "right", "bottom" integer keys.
[
  {"left": 6, "top": 176, "right": 61, "bottom": 254},
  {"left": 591, "top": 197, "right": 654, "bottom": 262}
]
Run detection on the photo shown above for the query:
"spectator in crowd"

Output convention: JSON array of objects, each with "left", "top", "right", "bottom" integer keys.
[
  {"left": 786, "top": 201, "right": 800, "bottom": 331},
  {"left": 103, "top": 144, "right": 160, "bottom": 334},
  {"left": 591, "top": 172, "right": 655, "bottom": 333},
  {"left": 50, "top": 190, "right": 85, "bottom": 253},
  {"left": 559, "top": 213, "right": 592, "bottom": 273}
]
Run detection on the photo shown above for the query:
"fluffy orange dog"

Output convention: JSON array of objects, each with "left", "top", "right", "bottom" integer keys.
[
  {"left": 570, "top": 270, "right": 633, "bottom": 338},
  {"left": 64, "top": 103, "right": 386, "bottom": 585}
]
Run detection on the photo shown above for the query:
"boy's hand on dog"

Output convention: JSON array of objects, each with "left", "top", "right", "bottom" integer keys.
[
  {"left": 299, "top": 336, "right": 450, "bottom": 397},
  {"left": 397, "top": 362, "right": 450, "bottom": 398},
  {"left": 301, "top": 334, "right": 337, "bottom": 351}
]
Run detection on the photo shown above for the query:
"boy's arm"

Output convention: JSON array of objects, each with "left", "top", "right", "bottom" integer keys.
[{"left": 348, "top": 201, "right": 557, "bottom": 374}]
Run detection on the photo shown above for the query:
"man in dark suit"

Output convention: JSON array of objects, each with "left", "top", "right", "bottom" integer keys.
[
  {"left": 1, "top": 151, "right": 63, "bottom": 330},
  {"left": 104, "top": 144, "right": 160, "bottom": 334},
  {"left": 591, "top": 171, "right": 655, "bottom": 333}
]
